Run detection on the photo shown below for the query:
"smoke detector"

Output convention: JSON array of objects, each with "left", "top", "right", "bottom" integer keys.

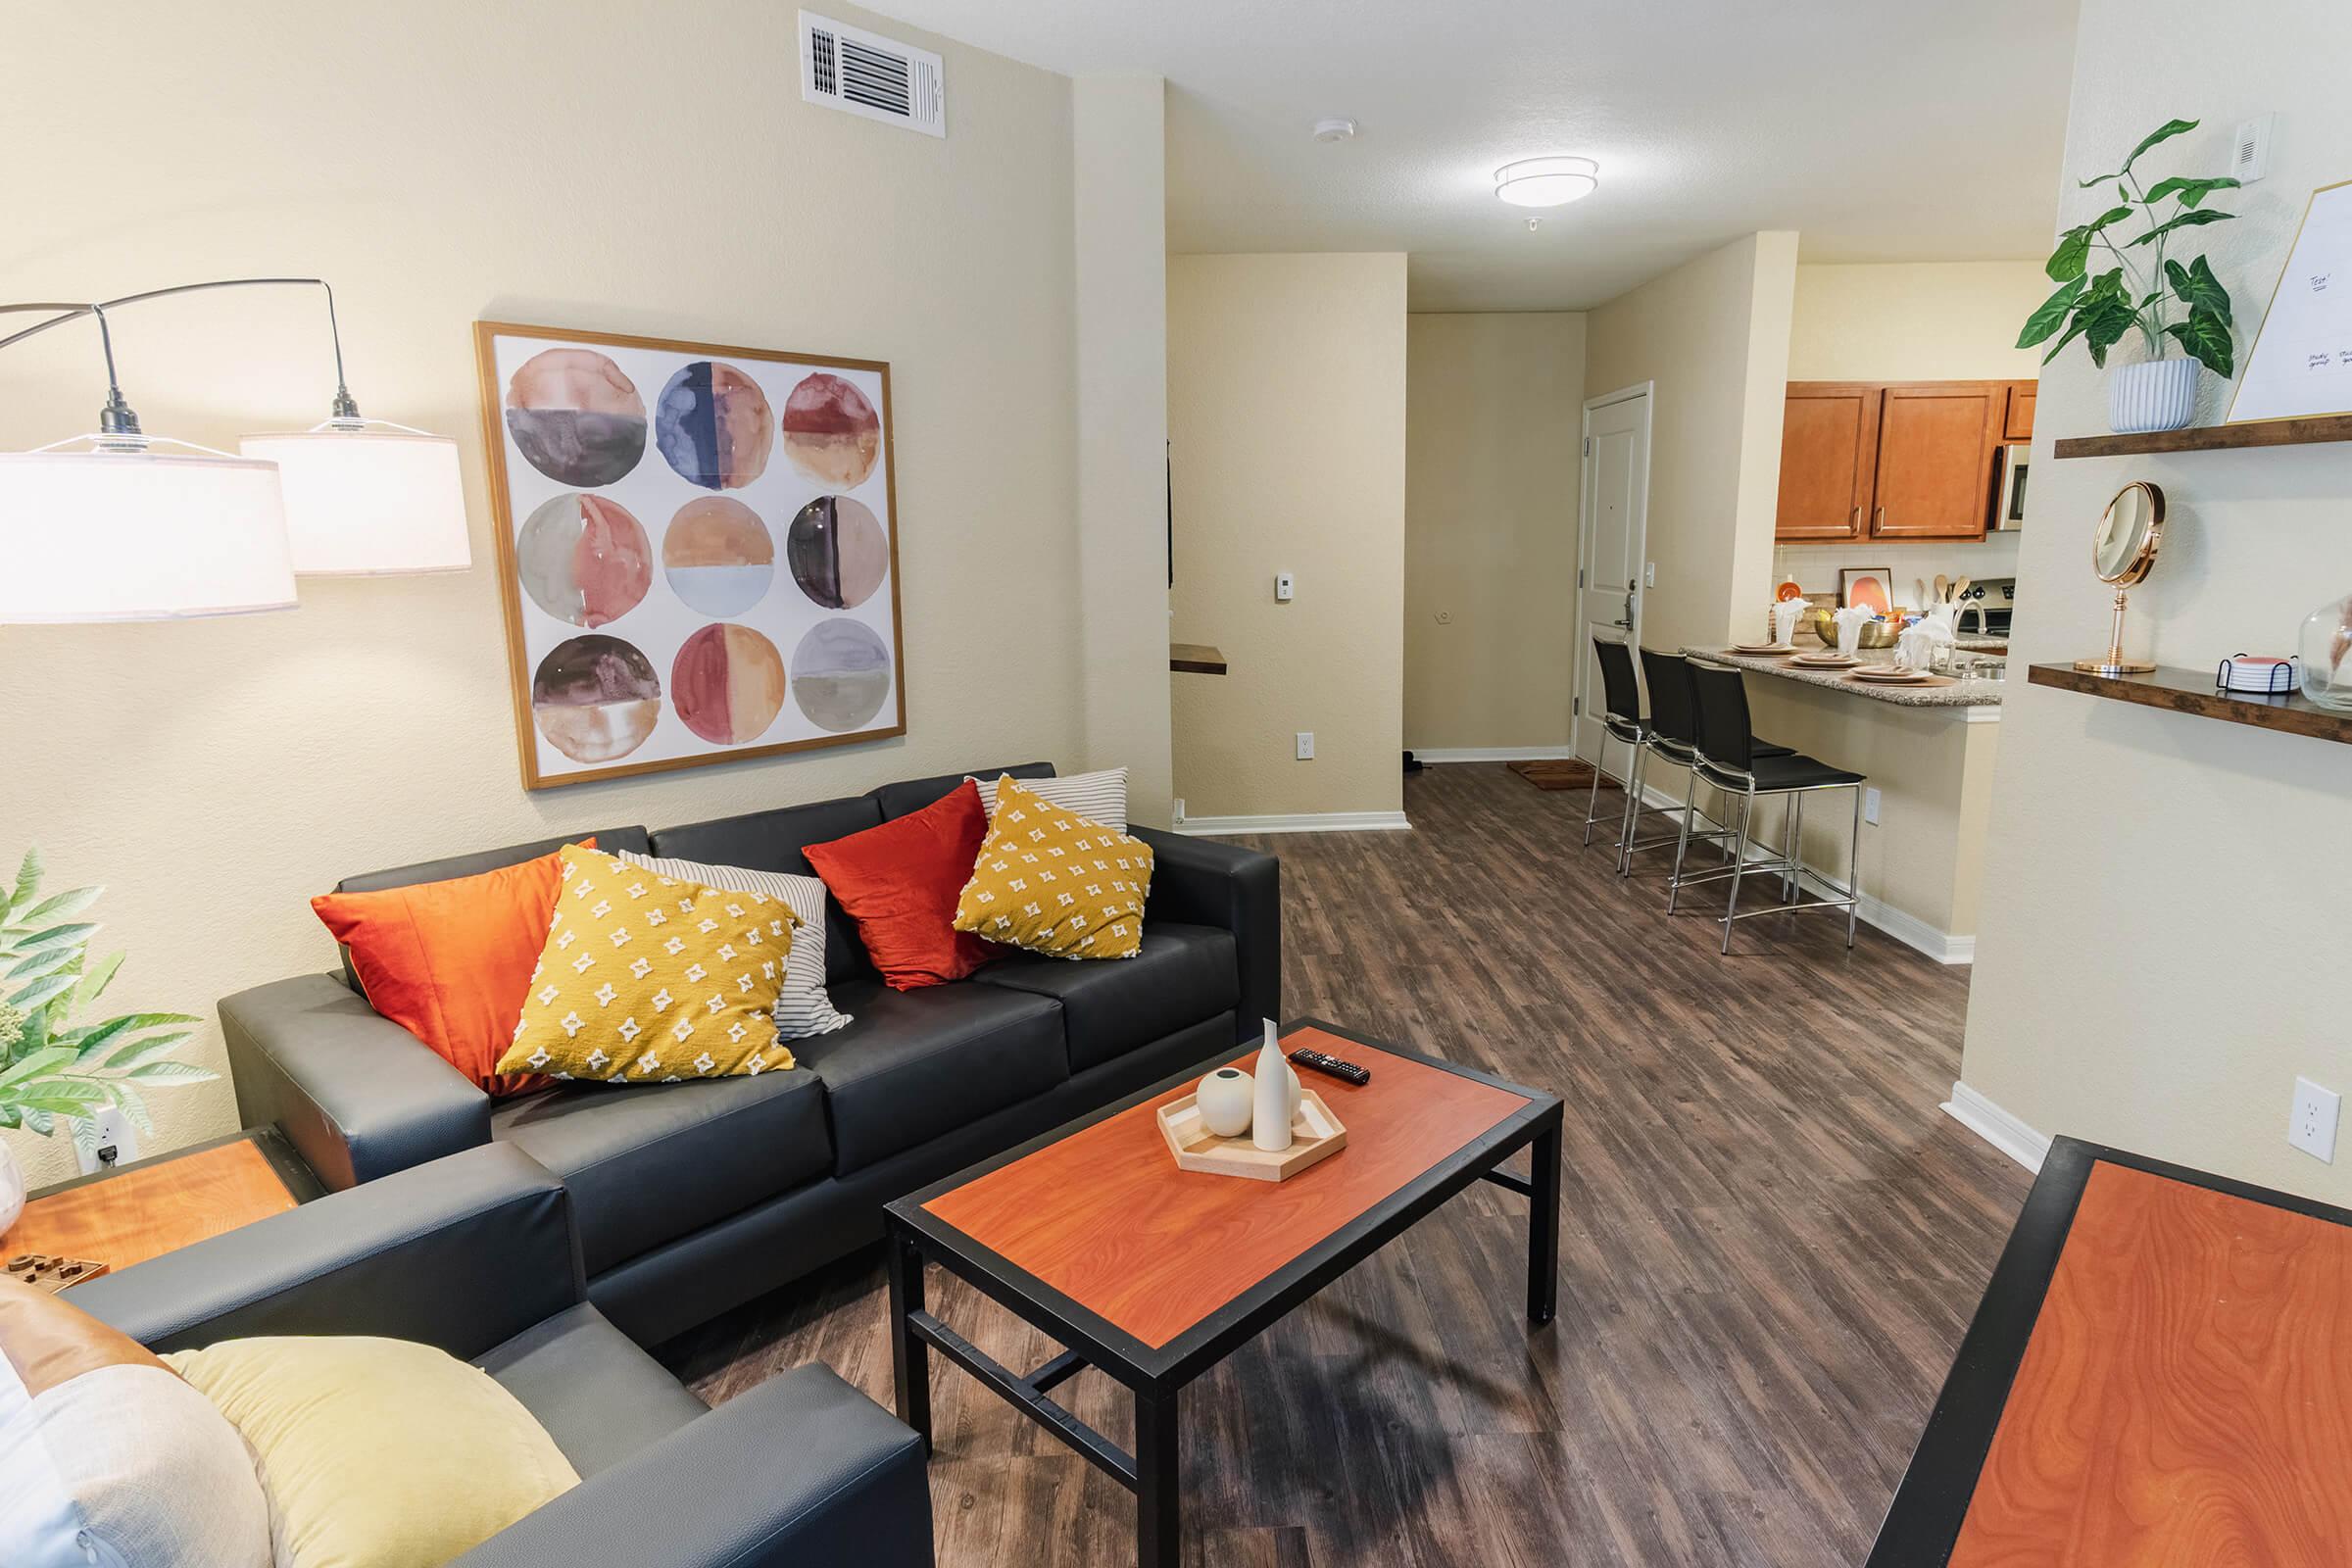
[{"left": 1312, "top": 118, "right": 1357, "bottom": 143}]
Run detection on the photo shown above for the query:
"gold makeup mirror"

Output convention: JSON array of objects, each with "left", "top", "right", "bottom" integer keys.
[{"left": 2074, "top": 480, "right": 2165, "bottom": 675}]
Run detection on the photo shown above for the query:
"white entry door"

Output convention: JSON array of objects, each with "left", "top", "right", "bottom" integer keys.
[{"left": 1575, "top": 386, "right": 1652, "bottom": 762}]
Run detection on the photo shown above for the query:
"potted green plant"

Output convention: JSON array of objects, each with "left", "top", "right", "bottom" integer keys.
[
  {"left": 0, "top": 848, "right": 216, "bottom": 1230},
  {"left": 2018, "top": 118, "right": 2238, "bottom": 434}
]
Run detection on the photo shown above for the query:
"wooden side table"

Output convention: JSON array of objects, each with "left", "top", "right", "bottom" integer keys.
[{"left": 3, "top": 1129, "right": 323, "bottom": 1287}]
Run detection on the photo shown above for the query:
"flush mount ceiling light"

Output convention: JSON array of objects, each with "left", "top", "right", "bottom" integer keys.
[
  {"left": 1312, "top": 118, "right": 1357, "bottom": 143},
  {"left": 1494, "top": 156, "right": 1598, "bottom": 208}
]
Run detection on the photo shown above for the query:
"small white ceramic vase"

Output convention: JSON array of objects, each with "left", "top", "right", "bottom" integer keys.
[
  {"left": 1251, "top": 1026, "right": 1295, "bottom": 1152},
  {"left": 0, "top": 1140, "right": 24, "bottom": 1237},
  {"left": 2108, "top": 357, "right": 2201, "bottom": 435},
  {"left": 1197, "top": 1066, "right": 1255, "bottom": 1138}
]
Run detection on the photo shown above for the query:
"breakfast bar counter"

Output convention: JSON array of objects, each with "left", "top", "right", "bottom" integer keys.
[{"left": 1688, "top": 647, "right": 2005, "bottom": 713}]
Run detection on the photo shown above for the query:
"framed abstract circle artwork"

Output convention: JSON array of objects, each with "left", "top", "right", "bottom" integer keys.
[{"left": 477, "top": 321, "right": 904, "bottom": 788}]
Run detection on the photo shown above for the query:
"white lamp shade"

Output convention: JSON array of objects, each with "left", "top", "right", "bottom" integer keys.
[
  {"left": 0, "top": 448, "right": 298, "bottom": 622},
  {"left": 1494, "top": 156, "right": 1599, "bottom": 208},
  {"left": 237, "top": 427, "right": 471, "bottom": 575}
]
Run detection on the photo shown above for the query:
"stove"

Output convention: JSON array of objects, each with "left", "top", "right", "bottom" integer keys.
[{"left": 1957, "top": 577, "right": 2016, "bottom": 638}]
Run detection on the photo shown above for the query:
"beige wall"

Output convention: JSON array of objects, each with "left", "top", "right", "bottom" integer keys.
[
  {"left": 1402, "top": 313, "right": 1586, "bottom": 753},
  {"left": 1072, "top": 74, "right": 1174, "bottom": 826},
  {"left": 0, "top": 2, "right": 1106, "bottom": 1184},
  {"left": 1961, "top": 0, "right": 2352, "bottom": 1200},
  {"left": 1167, "top": 254, "right": 1408, "bottom": 823},
  {"left": 1778, "top": 261, "right": 2050, "bottom": 597},
  {"left": 1585, "top": 233, "right": 1799, "bottom": 670},
  {"left": 1788, "top": 262, "right": 2055, "bottom": 382}
]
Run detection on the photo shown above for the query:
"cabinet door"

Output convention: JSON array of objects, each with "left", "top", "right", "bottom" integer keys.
[
  {"left": 1870, "top": 384, "right": 2004, "bottom": 540},
  {"left": 1776, "top": 384, "right": 1880, "bottom": 540},
  {"left": 2003, "top": 381, "right": 2036, "bottom": 441}
]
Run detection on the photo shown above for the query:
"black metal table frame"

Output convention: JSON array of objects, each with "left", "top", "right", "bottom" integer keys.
[
  {"left": 884, "top": 1017, "right": 1564, "bottom": 1568},
  {"left": 1865, "top": 1135, "right": 2352, "bottom": 1565}
]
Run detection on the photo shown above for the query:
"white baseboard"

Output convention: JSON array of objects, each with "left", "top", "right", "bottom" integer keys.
[
  {"left": 1625, "top": 781, "right": 1973, "bottom": 964},
  {"left": 1941, "top": 1081, "right": 2049, "bottom": 1172},
  {"left": 1411, "top": 746, "right": 1578, "bottom": 763},
  {"left": 1171, "top": 810, "right": 1412, "bottom": 837}
]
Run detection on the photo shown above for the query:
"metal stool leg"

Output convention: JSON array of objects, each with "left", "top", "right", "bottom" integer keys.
[
  {"left": 1581, "top": 732, "right": 1611, "bottom": 847},
  {"left": 1666, "top": 765, "right": 1698, "bottom": 914},
  {"left": 1615, "top": 741, "right": 1648, "bottom": 875},
  {"left": 1720, "top": 787, "right": 1754, "bottom": 955},
  {"left": 1846, "top": 784, "right": 1863, "bottom": 947},
  {"left": 1783, "top": 794, "right": 1804, "bottom": 905}
]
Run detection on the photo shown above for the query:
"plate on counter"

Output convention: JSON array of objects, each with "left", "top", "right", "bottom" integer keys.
[
  {"left": 1790, "top": 653, "right": 1861, "bottom": 669},
  {"left": 1847, "top": 666, "right": 1936, "bottom": 685},
  {"left": 1730, "top": 642, "right": 1798, "bottom": 655}
]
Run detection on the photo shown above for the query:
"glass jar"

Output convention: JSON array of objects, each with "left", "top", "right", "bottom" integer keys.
[{"left": 2299, "top": 593, "right": 2352, "bottom": 710}]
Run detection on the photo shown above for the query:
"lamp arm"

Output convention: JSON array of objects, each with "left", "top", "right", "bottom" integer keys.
[{"left": 0, "top": 277, "right": 358, "bottom": 426}]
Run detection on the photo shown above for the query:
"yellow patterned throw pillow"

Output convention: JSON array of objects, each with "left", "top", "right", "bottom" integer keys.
[
  {"left": 954, "top": 775, "right": 1152, "bottom": 960},
  {"left": 496, "top": 845, "right": 799, "bottom": 1083}
]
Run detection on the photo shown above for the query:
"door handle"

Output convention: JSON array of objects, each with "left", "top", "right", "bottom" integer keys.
[
  {"left": 1850, "top": 506, "right": 1860, "bottom": 529},
  {"left": 1874, "top": 506, "right": 1886, "bottom": 533},
  {"left": 1624, "top": 580, "right": 1637, "bottom": 628}
]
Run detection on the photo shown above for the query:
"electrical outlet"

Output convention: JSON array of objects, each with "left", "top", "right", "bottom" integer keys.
[
  {"left": 1171, "top": 797, "right": 1186, "bottom": 825},
  {"left": 1275, "top": 571, "right": 1294, "bottom": 602},
  {"left": 76, "top": 1106, "right": 139, "bottom": 1176},
  {"left": 1295, "top": 731, "right": 1315, "bottom": 760},
  {"left": 2290, "top": 1077, "right": 2339, "bottom": 1162},
  {"left": 1862, "top": 787, "right": 1882, "bottom": 825},
  {"left": 1643, "top": 562, "right": 1656, "bottom": 588}
]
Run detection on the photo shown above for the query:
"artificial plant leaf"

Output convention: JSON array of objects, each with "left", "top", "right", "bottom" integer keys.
[
  {"left": 2144, "top": 173, "right": 2239, "bottom": 210},
  {"left": 9, "top": 974, "right": 78, "bottom": 1014},
  {"left": 69, "top": 1114, "right": 101, "bottom": 1164},
  {"left": 8, "top": 886, "right": 100, "bottom": 928},
  {"left": 62, "top": 1011, "right": 201, "bottom": 1054},
  {"left": 122, "top": 1059, "right": 219, "bottom": 1085},
  {"left": 2168, "top": 311, "right": 2235, "bottom": 378},
  {"left": 2129, "top": 208, "right": 2234, "bottom": 246},
  {"left": 2082, "top": 289, "right": 2139, "bottom": 368},
  {"left": 2017, "top": 276, "right": 2086, "bottom": 346},
  {"left": 11, "top": 1082, "right": 117, "bottom": 1113},
  {"left": 0, "top": 1107, "right": 18, "bottom": 1130},
  {"left": 2087, "top": 204, "right": 2133, "bottom": 231},
  {"left": 2176, "top": 254, "right": 2232, "bottom": 324},
  {"left": 2040, "top": 314, "right": 2091, "bottom": 366},
  {"left": 0, "top": 1047, "right": 78, "bottom": 1090},
  {"left": 23, "top": 1109, "right": 52, "bottom": 1136},
  {"left": 5, "top": 947, "right": 79, "bottom": 983},
  {"left": 11, "top": 849, "right": 42, "bottom": 915},
  {"left": 2122, "top": 119, "right": 2200, "bottom": 176},
  {"left": 98, "top": 1031, "right": 196, "bottom": 1071},
  {"left": 2046, "top": 226, "right": 2092, "bottom": 281},
  {"left": 74, "top": 952, "right": 123, "bottom": 1010},
  {"left": 13, "top": 922, "right": 96, "bottom": 954}
]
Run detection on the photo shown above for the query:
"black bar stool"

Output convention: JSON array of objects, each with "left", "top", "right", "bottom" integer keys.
[
  {"left": 1619, "top": 649, "right": 1794, "bottom": 878},
  {"left": 1673, "top": 661, "right": 1867, "bottom": 954},
  {"left": 1583, "top": 636, "right": 1643, "bottom": 851}
]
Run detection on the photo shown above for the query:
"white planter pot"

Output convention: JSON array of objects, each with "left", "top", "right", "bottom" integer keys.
[{"left": 2108, "top": 357, "right": 2202, "bottom": 434}]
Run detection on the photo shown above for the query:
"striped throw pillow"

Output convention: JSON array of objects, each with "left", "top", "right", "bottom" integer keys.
[
  {"left": 967, "top": 766, "right": 1128, "bottom": 830},
  {"left": 620, "top": 850, "right": 852, "bottom": 1040}
]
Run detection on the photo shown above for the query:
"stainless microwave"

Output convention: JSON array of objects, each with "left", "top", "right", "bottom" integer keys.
[{"left": 1993, "top": 443, "right": 2030, "bottom": 530}]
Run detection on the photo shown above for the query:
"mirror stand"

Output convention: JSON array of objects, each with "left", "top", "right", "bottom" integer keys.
[{"left": 2074, "top": 587, "right": 2156, "bottom": 675}]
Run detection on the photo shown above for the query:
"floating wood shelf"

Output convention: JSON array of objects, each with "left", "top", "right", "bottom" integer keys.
[
  {"left": 1170, "top": 642, "right": 1227, "bottom": 675},
  {"left": 2051, "top": 415, "right": 2352, "bottom": 460},
  {"left": 2028, "top": 662, "right": 2352, "bottom": 745}
]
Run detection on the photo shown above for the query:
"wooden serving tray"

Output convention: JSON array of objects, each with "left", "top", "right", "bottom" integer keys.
[{"left": 1156, "top": 1089, "right": 1348, "bottom": 1182}]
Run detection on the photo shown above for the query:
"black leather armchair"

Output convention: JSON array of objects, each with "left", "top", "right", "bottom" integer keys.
[{"left": 69, "top": 1145, "right": 934, "bottom": 1568}]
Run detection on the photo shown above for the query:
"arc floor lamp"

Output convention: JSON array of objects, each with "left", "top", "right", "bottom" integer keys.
[{"left": 0, "top": 278, "right": 470, "bottom": 624}]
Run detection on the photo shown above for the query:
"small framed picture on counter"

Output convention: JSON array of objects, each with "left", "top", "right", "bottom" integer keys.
[{"left": 1840, "top": 567, "right": 1894, "bottom": 613}]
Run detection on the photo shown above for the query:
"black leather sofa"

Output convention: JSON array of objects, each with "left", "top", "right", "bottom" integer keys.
[
  {"left": 222, "top": 761, "right": 1279, "bottom": 1345},
  {"left": 73, "top": 1144, "right": 932, "bottom": 1568}
]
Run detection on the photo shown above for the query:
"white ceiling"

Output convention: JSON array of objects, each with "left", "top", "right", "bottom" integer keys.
[{"left": 862, "top": 0, "right": 2080, "bottom": 312}]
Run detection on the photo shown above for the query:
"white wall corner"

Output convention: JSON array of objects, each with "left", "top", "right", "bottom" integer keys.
[{"left": 1941, "top": 1081, "right": 2049, "bottom": 1173}]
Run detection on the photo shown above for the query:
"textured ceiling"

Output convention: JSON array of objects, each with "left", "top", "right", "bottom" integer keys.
[{"left": 861, "top": 0, "right": 2079, "bottom": 311}]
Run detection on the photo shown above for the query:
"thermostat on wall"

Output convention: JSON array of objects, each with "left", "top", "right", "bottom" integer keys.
[{"left": 1275, "top": 572, "right": 1294, "bottom": 602}]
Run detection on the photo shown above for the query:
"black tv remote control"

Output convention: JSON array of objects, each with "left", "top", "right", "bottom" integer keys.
[{"left": 1289, "top": 1048, "right": 1370, "bottom": 1086}]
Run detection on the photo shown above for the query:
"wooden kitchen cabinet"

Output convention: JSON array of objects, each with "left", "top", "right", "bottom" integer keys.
[
  {"left": 2003, "top": 380, "right": 2036, "bottom": 441},
  {"left": 1775, "top": 383, "right": 1880, "bottom": 540},
  {"left": 1776, "top": 379, "right": 2012, "bottom": 543}
]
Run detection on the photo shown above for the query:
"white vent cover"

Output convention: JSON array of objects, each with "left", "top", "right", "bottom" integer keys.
[{"left": 800, "top": 12, "right": 945, "bottom": 137}]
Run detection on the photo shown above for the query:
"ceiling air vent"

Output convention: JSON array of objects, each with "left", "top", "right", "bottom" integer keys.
[{"left": 800, "top": 12, "right": 945, "bottom": 138}]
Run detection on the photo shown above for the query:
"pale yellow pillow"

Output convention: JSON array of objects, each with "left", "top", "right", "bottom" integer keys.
[
  {"left": 166, "top": 1336, "right": 578, "bottom": 1568},
  {"left": 953, "top": 775, "right": 1153, "bottom": 959},
  {"left": 496, "top": 844, "right": 799, "bottom": 1083}
]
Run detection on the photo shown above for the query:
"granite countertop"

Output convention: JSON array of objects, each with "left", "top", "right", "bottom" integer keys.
[{"left": 1688, "top": 647, "right": 2006, "bottom": 710}]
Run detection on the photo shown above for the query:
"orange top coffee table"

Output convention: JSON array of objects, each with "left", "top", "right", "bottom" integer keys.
[
  {"left": 1868, "top": 1137, "right": 2352, "bottom": 1565},
  {"left": 884, "top": 1018, "right": 1563, "bottom": 1568}
]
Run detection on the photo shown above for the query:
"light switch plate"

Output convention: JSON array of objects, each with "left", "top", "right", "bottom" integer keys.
[
  {"left": 2290, "top": 1076, "right": 2338, "bottom": 1162},
  {"left": 1295, "top": 731, "right": 1314, "bottom": 760},
  {"left": 1275, "top": 571, "right": 1294, "bottom": 602},
  {"left": 1862, "top": 787, "right": 1882, "bottom": 825},
  {"left": 1643, "top": 563, "right": 1656, "bottom": 588}
]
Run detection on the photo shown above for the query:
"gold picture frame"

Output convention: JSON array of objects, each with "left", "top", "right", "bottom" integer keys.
[{"left": 474, "top": 320, "right": 906, "bottom": 790}]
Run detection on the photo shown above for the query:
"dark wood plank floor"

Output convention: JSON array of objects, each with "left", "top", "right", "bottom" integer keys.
[{"left": 661, "top": 763, "right": 2031, "bottom": 1566}]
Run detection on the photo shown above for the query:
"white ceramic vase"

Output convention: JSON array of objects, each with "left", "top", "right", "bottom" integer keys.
[
  {"left": 2108, "top": 357, "right": 2201, "bottom": 435},
  {"left": 1251, "top": 1032, "right": 1295, "bottom": 1152},
  {"left": 1196, "top": 1066, "right": 1255, "bottom": 1138},
  {"left": 0, "top": 1140, "right": 24, "bottom": 1238}
]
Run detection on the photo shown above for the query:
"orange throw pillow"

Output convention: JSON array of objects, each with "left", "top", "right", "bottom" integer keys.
[
  {"left": 310, "top": 842, "right": 594, "bottom": 1097},
  {"left": 805, "top": 783, "right": 994, "bottom": 991}
]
